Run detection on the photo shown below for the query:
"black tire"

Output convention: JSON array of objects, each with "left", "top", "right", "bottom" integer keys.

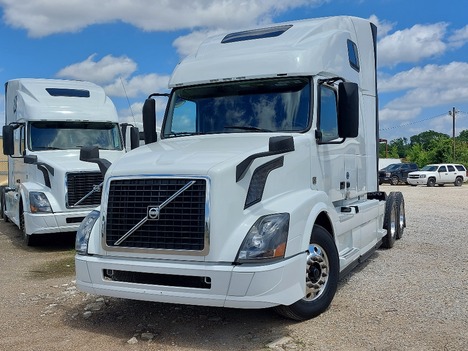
[
  {"left": 394, "top": 192, "right": 405, "bottom": 240},
  {"left": 427, "top": 178, "right": 436, "bottom": 187},
  {"left": 454, "top": 177, "right": 463, "bottom": 187},
  {"left": 274, "top": 225, "right": 339, "bottom": 321},
  {"left": 382, "top": 192, "right": 397, "bottom": 249},
  {"left": 390, "top": 176, "right": 399, "bottom": 185},
  {"left": 19, "top": 202, "right": 35, "bottom": 246},
  {"left": 1, "top": 187, "right": 9, "bottom": 222}
]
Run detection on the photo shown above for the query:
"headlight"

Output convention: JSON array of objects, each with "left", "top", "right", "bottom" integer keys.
[
  {"left": 76, "top": 209, "right": 100, "bottom": 255},
  {"left": 236, "top": 213, "right": 289, "bottom": 263},
  {"left": 29, "top": 192, "right": 52, "bottom": 213},
  {"left": 420, "top": 174, "right": 426, "bottom": 178},
  {"left": 386, "top": 172, "right": 391, "bottom": 177}
]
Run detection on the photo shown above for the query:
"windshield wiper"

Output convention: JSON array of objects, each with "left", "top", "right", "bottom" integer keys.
[
  {"left": 34, "top": 146, "right": 63, "bottom": 150},
  {"left": 224, "top": 125, "right": 272, "bottom": 132},
  {"left": 167, "top": 132, "right": 200, "bottom": 137}
]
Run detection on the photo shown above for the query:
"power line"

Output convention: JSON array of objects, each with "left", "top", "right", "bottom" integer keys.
[{"left": 379, "top": 110, "right": 468, "bottom": 132}]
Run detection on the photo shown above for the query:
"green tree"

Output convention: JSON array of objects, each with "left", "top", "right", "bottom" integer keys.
[
  {"left": 410, "top": 130, "right": 449, "bottom": 149},
  {"left": 457, "top": 129, "right": 468, "bottom": 142},
  {"left": 427, "top": 137, "right": 452, "bottom": 163},
  {"left": 388, "top": 137, "right": 409, "bottom": 158},
  {"left": 406, "top": 143, "right": 429, "bottom": 168}
]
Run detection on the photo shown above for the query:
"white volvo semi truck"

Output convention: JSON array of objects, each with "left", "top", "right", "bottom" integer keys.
[
  {"left": 1, "top": 78, "right": 138, "bottom": 245},
  {"left": 75, "top": 16, "right": 405, "bottom": 320}
]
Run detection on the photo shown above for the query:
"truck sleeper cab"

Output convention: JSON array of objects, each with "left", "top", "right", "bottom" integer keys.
[
  {"left": 75, "top": 16, "right": 405, "bottom": 320},
  {"left": 2, "top": 79, "right": 139, "bottom": 245}
]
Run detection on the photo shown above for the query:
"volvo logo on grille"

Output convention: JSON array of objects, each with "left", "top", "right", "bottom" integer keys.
[{"left": 147, "top": 206, "right": 160, "bottom": 220}]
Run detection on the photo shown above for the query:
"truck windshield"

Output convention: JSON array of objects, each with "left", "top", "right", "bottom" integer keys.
[
  {"left": 163, "top": 77, "right": 310, "bottom": 138},
  {"left": 29, "top": 121, "right": 123, "bottom": 151}
]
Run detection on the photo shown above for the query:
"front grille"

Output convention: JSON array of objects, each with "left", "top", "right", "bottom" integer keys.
[
  {"left": 105, "top": 178, "right": 207, "bottom": 251},
  {"left": 408, "top": 175, "right": 419, "bottom": 179},
  {"left": 66, "top": 172, "right": 103, "bottom": 207}
]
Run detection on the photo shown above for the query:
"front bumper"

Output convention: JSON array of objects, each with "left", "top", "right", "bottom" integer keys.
[
  {"left": 24, "top": 210, "right": 91, "bottom": 235},
  {"left": 407, "top": 178, "right": 426, "bottom": 185},
  {"left": 379, "top": 176, "right": 392, "bottom": 184},
  {"left": 75, "top": 253, "right": 306, "bottom": 309}
]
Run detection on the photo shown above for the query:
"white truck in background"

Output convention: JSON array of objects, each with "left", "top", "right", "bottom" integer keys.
[
  {"left": 1, "top": 78, "right": 139, "bottom": 245},
  {"left": 75, "top": 16, "right": 406, "bottom": 320}
]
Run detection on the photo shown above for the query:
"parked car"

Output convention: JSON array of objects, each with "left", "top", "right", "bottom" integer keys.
[
  {"left": 379, "top": 163, "right": 419, "bottom": 185},
  {"left": 407, "top": 164, "right": 468, "bottom": 187}
]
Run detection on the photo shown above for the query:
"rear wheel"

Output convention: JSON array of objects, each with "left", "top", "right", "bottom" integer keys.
[
  {"left": 275, "top": 225, "right": 339, "bottom": 321},
  {"left": 382, "top": 192, "right": 397, "bottom": 249},
  {"left": 454, "top": 177, "right": 463, "bottom": 187},
  {"left": 394, "top": 192, "right": 405, "bottom": 239}
]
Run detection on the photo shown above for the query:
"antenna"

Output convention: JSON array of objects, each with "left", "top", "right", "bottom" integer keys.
[{"left": 120, "top": 77, "right": 137, "bottom": 125}]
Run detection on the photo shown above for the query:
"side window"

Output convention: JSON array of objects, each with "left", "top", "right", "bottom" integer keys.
[
  {"left": 455, "top": 165, "right": 465, "bottom": 172},
  {"left": 438, "top": 166, "right": 447, "bottom": 172},
  {"left": 447, "top": 165, "right": 455, "bottom": 172},
  {"left": 15, "top": 125, "right": 26, "bottom": 156},
  {"left": 347, "top": 39, "right": 360, "bottom": 72},
  {"left": 318, "top": 86, "right": 338, "bottom": 143},
  {"left": 171, "top": 98, "right": 197, "bottom": 134}
]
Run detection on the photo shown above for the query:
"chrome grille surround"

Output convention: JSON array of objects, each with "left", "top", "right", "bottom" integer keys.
[{"left": 102, "top": 175, "right": 210, "bottom": 255}]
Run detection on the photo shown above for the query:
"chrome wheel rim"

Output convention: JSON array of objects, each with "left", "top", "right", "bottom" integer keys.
[{"left": 304, "top": 244, "right": 329, "bottom": 301}]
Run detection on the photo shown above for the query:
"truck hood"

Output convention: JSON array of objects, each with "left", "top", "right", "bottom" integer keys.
[
  {"left": 107, "top": 134, "right": 283, "bottom": 177},
  {"left": 33, "top": 149, "right": 126, "bottom": 174}
]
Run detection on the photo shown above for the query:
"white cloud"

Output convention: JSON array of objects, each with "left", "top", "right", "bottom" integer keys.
[
  {"left": 368, "top": 15, "right": 394, "bottom": 38},
  {"left": 104, "top": 74, "right": 170, "bottom": 98},
  {"left": 0, "top": 0, "right": 324, "bottom": 38},
  {"left": 55, "top": 54, "right": 170, "bottom": 100},
  {"left": 378, "top": 62, "right": 468, "bottom": 135},
  {"left": 379, "top": 62, "right": 468, "bottom": 92},
  {"left": 379, "top": 107, "right": 422, "bottom": 123},
  {"left": 56, "top": 54, "right": 137, "bottom": 85},
  {"left": 448, "top": 25, "right": 468, "bottom": 48},
  {"left": 173, "top": 29, "right": 225, "bottom": 57},
  {"left": 378, "top": 23, "right": 448, "bottom": 67}
]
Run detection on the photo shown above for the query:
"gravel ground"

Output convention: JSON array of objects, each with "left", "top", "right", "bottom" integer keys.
[{"left": 0, "top": 184, "right": 467, "bottom": 351}]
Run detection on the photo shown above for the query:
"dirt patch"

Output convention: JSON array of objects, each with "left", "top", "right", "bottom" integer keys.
[{"left": 1, "top": 185, "right": 467, "bottom": 350}]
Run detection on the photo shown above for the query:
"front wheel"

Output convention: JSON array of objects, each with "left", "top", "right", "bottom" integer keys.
[
  {"left": 19, "top": 202, "right": 35, "bottom": 246},
  {"left": 275, "top": 225, "right": 339, "bottom": 321},
  {"left": 390, "top": 176, "right": 399, "bottom": 185},
  {"left": 1, "top": 187, "right": 9, "bottom": 222},
  {"left": 427, "top": 178, "right": 436, "bottom": 187}
]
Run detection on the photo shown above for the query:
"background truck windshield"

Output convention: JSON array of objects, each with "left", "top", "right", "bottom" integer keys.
[
  {"left": 29, "top": 121, "right": 123, "bottom": 151},
  {"left": 163, "top": 77, "right": 310, "bottom": 138}
]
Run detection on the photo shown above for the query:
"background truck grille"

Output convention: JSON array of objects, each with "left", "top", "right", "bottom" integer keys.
[
  {"left": 66, "top": 172, "right": 103, "bottom": 207},
  {"left": 105, "top": 178, "right": 207, "bottom": 251}
]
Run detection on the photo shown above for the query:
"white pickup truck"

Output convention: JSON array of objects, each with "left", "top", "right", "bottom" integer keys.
[{"left": 407, "top": 164, "right": 467, "bottom": 187}]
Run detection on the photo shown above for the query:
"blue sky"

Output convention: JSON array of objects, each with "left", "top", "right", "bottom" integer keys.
[{"left": 1, "top": 0, "right": 467, "bottom": 142}]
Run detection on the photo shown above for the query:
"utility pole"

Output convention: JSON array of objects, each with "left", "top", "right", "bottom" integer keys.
[{"left": 449, "top": 107, "right": 457, "bottom": 160}]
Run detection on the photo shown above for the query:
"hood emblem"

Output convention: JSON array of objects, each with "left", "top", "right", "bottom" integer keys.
[
  {"left": 113, "top": 180, "right": 196, "bottom": 246},
  {"left": 147, "top": 206, "right": 160, "bottom": 220}
]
